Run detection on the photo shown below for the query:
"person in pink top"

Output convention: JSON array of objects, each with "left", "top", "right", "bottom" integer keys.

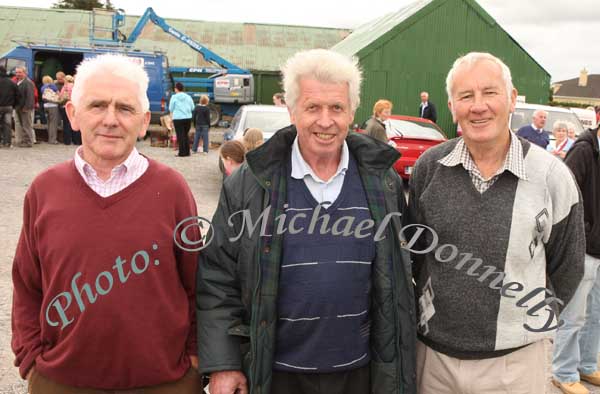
[
  {"left": 11, "top": 54, "right": 203, "bottom": 393},
  {"left": 59, "top": 75, "right": 81, "bottom": 145}
]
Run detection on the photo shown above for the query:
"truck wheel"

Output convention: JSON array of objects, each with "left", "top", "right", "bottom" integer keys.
[{"left": 209, "top": 104, "right": 221, "bottom": 127}]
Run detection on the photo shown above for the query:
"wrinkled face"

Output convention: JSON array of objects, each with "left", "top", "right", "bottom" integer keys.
[
  {"left": 420, "top": 92, "right": 428, "bottom": 103},
  {"left": 15, "top": 68, "right": 26, "bottom": 81},
  {"left": 66, "top": 75, "right": 150, "bottom": 168},
  {"left": 289, "top": 78, "right": 354, "bottom": 165},
  {"left": 448, "top": 59, "right": 517, "bottom": 146},
  {"left": 553, "top": 127, "right": 567, "bottom": 141},
  {"left": 379, "top": 107, "right": 392, "bottom": 121},
  {"left": 532, "top": 111, "right": 547, "bottom": 129}
]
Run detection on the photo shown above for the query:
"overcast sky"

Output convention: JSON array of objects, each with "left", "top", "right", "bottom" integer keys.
[{"left": 2, "top": 0, "right": 598, "bottom": 82}]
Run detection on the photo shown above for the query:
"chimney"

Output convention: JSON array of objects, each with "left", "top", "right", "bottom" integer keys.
[{"left": 578, "top": 68, "right": 588, "bottom": 87}]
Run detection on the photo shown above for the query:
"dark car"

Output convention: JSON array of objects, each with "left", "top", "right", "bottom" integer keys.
[{"left": 357, "top": 115, "right": 447, "bottom": 179}]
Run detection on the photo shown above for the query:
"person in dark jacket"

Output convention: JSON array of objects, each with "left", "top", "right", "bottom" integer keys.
[
  {"left": 364, "top": 99, "right": 392, "bottom": 143},
  {"left": 197, "top": 48, "right": 416, "bottom": 394},
  {"left": 192, "top": 94, "right": 211, "bottom": 154},
  {"left": 418, "top": 91, "right": 437, "bottom": 123},
  {"left": 551, "top": 127, "right": 600, "bottom": 394},
  {"left": 0, "top": 66, "right": 19, "bottom": 147},
  {"left": 14, "top": 66, "right": 35, "bottom": 147}
]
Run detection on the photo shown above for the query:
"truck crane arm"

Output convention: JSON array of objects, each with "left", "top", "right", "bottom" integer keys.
[{"left": 123, "top": 7, "right": 248, "bottom": 74}]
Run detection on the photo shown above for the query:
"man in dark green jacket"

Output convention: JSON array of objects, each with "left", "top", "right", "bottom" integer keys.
[{"left": 197, "top": 49, "right": 416, "bottom": 394}]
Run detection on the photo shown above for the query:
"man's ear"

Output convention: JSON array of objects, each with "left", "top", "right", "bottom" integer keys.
[
  {"left": 509, "top": 88, "right": 518, "bottom": 113},
  {"left": 139, "top": 111, "right": 151, "bottom": 138},
  {"left": 65, "top": 101, "right": 79, "bottom": 131},
  {"left": 287, "top": 106, "right": 295, "bottom": 125},
  {"left": 447, "top": 100, "right": 456, "bottom": 122}
]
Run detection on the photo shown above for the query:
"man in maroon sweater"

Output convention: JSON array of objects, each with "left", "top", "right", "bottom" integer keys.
[{"left": 11, "top": 54, "right": 203, "bottom": 393}]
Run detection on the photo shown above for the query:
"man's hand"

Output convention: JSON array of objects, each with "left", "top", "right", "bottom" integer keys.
[
  {"left": 26, "top": 366, "right": 34, "bottom": 380},
  {"left": 209, "top": 370, "right": 248, "bottom": 394},
  {"left": 189, "top": 355, "right": 199, "bottom": 370}
]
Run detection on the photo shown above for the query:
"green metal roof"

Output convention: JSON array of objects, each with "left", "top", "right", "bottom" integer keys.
[
  {"left": 332, "top": 0, "right": 433, "bottom": 57},
  {"left": 0, "top": 6, "right": 350, "bottom": 72},
  {"left": 332, "top": 0, "right": 549, "bottom": 78}
]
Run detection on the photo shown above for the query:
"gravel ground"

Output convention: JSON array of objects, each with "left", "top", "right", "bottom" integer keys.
[{"left": 0, "top": 138, "right": 598, "bottom": 393}]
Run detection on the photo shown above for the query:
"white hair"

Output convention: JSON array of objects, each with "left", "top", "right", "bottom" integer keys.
[
  {"left": 552, "top": 120, "right": 568, "bottom": 131},
  {"left": 446, "top": 52, "right": 514, "bottom": 106},
  {"left": 282, "top": 49, "right": 362, "bottom": 112},
  {"left": 71, "top": 53, "right": 149, "bottom": 112}
]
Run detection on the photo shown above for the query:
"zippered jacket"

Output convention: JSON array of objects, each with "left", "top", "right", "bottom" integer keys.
[{"left": 197, "top": 126, "right": 417, "bottom": 394}]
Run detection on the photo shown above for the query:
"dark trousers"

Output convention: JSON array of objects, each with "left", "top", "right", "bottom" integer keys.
[
  {"left": 59, "top": 106, "right": 73, "bottom": 145},
  {"left": 271, "top": 365, "right": 369, "bottom": 394},
  {"left": 0, "top": 106, "right": 12, "bottom": 146},
  {"left": 174, "top": 118, "right": 191, "bottom": 156}
]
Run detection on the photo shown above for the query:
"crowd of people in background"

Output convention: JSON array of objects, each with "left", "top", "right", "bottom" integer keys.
[{"left": 0, "top": 67, "right": 78, "bottom": 148}]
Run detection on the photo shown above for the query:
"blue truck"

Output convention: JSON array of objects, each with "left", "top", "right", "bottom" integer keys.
[
  {"left": 0, "top": 44, "right": 172, "bottom": 123},
  {"left": 0, "top": 7, "right": 255, "bottom": 125}
]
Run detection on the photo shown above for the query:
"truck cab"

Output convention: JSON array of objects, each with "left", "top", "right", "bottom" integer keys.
[{"left": 0, "top": 44, "right": 172, "bottom": 123}]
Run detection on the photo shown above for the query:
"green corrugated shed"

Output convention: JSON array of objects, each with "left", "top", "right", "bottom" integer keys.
[
  {"left": 0, "top": 5, "right": 349, "bottom": 103},
  {"left": 332, "top": 0, "right": 551, "bottom": 137}
]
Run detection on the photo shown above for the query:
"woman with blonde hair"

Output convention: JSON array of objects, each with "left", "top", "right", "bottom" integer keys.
[
  {"left": 192, "top": 94, "right": 211, "bottom": 154},
  {"left": 364, "top": 99, "right": 392, "bottom": 143},
  {"left": 40, "top": 75, "right": 60, "bottom": 144},
  {"left": 242, "top": 127, "right": 264, "bottom": 152},
  {"left": 59, "top": 75, "right": 78, "bottom": 144}
]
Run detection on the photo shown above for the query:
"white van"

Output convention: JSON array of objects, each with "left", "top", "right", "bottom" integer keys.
[
  {"left": 570, "top": 107, "right": 597, "bottom": 130},
  {"left": 510, "top": 103, "right": 586, "bottom": 148}
]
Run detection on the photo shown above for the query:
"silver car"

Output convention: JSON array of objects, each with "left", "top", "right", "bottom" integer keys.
[{"left": 225, "top": 105, "right": 291, "bottom": 141}]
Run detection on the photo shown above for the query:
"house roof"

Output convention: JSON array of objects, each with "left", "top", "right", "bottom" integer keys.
[
  {"left": 0, "top": 5, "right": 350, "bottom": 72},
  {"left": 554, "top": 75, "right": 600, "bottom": 99}
]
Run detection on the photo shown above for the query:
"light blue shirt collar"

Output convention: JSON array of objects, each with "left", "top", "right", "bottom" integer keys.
[{"left": 291, "top": 136, "right": 349, "bottom": 183}]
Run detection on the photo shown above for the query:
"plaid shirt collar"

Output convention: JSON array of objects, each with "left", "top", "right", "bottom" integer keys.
[{"left": 439, "top": 132, "right": 528, "bottom": 191}]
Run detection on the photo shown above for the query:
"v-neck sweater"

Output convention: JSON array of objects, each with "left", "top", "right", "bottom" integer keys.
[{"left": 12, "top": 159, "right": 200, "bottom": 388}]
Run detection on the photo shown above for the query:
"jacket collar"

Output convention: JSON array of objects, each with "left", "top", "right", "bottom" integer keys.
[
  {"left": 245, "top": 125, "right": 400, "bottom": 189},
  {"left": 572, "top": 127, "right": 600, "bottom": 156}
]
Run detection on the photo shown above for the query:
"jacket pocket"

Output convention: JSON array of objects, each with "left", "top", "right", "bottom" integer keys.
[
  {"left": 370, "top": 360, "right": 398, "bottom": 394},
  {"left": 585, "top": 220, "right": 600, "bottom": 254}
]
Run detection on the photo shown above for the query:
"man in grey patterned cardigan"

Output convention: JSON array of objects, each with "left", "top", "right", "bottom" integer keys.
[{"left": 409, "top": 52, "right": 585, "bottom": 394}]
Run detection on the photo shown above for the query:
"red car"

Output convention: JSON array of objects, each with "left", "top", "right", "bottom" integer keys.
[{"left": 357, "top": 115, "right": 447, "bottom": 179}]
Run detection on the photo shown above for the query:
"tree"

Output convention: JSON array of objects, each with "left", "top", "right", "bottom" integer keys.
[{"left": 52, "top": 0, "right": 114, "bottom": 10}]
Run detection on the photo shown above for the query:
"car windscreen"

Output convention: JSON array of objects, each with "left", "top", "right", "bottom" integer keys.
[
  {"left": 386, "top": 119, "right": 445, "bottom": 140},
  {"left": 510, "top": 108, "right": 585, "bottom": 136},
  {"left": 243, "top": 110, "right": 291, "bottom": 137}
]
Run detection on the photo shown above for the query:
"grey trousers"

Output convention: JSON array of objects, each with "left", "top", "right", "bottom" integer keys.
[
  {"left": 15, "top": 109, "right": 34, "bottom": 146},
  {"left": 45, "top": 105, "right": 59, "bottom": 144}
]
